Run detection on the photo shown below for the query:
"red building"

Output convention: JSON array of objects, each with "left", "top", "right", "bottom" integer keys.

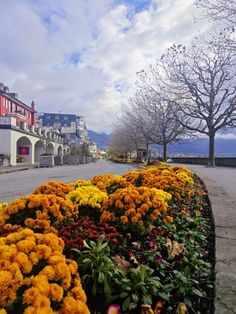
[{"left": 0, "top": 82, "right": 36, "bottom": 130}]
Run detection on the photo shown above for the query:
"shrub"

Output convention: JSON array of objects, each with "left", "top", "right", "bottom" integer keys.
[
  {"left": 33, "top": 181, "right": 74, "bottom": 198},
  {"left": 100, "top": 186, "right": 171, "bottom": 232},
  {"left": 0, "top": 195, "right": 78, "bottom": 234},
  {"left": 0, "top": 228, "right": 89, "bottom": 313}
]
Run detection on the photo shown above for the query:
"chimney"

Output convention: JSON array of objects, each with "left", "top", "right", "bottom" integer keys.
[
  {"left": 31, "top": 101, "right": 36, "bottom": 127},
  {"left": 0, "top": 83, "right": 4, "bottom": 91},
  {"left": 9, "top": 93, "right": 18, "bottom": 99},
  {"left": 3, "top": 86, "right": 9, "bottom": 93},
  {"left": 31, "top": 101, "right": 35, "bottom": 111}
]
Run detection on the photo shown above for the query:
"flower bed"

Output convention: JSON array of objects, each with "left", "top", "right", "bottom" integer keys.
[{"left": 0, "top": 164, "right": 214, "bottom": 314}]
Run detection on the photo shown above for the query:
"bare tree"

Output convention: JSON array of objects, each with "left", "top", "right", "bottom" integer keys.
[
  {"left": 123, "top": 97, "right": 154, "bottom": 160},
  {"left": 197, "top": 0, "right": 236, "bottom": 25},
  {"left": 109, "top": 118, "right": 146, "bottom": 158},
  {"left": 159, "top": 41, "right": 236, "bottom": 166},
  {"left": 124, "top": 78, "right": 187, "bottom": 161},
  {"left": 197, "top": 0, "right": 236, "bottom": 51}
]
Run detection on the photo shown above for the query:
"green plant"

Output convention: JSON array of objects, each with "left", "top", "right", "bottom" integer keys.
[
  {"left": 73, "top": 237, "right": 124, "bottom": 313},
  {"left": 115, "top": 265, "right": 162, "bottom": 312}
]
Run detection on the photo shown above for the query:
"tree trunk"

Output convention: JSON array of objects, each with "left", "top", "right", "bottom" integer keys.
[
  {"left": 145, "top": 142, "right": 149, "bottom": 162},
  {"left": 208, "top": 132, "right": 215, "bottom": 167},
  {"left": 163, "top": 142, "right": 167, "bottom": 162}
]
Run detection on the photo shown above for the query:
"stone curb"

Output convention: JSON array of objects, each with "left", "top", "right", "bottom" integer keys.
[{"left": 189, "top": 171, "right": 236, "bottom": 314}]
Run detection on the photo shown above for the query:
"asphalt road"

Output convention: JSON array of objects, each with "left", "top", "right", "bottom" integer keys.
[{"left": 0, "top": 160, "right": 139, "bottom": 203}]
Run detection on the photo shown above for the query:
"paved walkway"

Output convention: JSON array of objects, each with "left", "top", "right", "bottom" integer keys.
[
  {"left": 180, "top": 164, "right": 236, "bottom": 314},
  {"left": 0, "top": 164, "right": 37, "bottom": 174}
]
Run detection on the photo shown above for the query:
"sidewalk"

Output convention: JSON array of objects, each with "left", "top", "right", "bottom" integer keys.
[
  {"left": 0, "top": 164, "right": 38, "bottom": 174},
  {"left": 182, "top": 164, "right": 236, "bottom": 314}
]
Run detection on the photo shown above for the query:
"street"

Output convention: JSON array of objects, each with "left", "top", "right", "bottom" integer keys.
[{"left": 0, "top": 160, "right": 139, "bottom": 203}]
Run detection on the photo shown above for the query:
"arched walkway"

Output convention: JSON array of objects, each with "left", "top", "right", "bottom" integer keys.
[
  {"left": 16, "top": 136, "right": 32, "bottom": 164},
  {"left": 34, "top": 140, "right": 45, "bottom": 162},
  {"left": 57, "top": 145, "right": 63, "bottom": 156},
  {"left": 46, "top": 143, "right": 54, "bottom": 155}
]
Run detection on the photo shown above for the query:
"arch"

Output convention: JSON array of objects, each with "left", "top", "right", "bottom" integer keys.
[
  {"left": 57, "top": 145, "right": 63, "bottom": 156},
  {"left": 16, "top": 136, "right": 33, "bottom": 164},
  {"left": 46, "top": 142, "right": 54, "bottom": 155},
  {"left": 34, "top": 140, "right": 45, "bottom": 162}
]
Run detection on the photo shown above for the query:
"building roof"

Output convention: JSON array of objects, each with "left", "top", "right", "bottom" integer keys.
[
  {"left": 0, "top": 90, "right": 36, "bottom": 113},
  {"left": 40, "top": 112, "right": 83, "bottom": 127}
]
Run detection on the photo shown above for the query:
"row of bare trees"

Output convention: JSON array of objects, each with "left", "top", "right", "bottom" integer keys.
[{"left": 110, "top": 0, "right": 236, "bottom": 166}]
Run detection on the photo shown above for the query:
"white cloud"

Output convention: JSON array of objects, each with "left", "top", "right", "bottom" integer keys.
[
  {"left": 0, "top": 0, "right": 212, "bottom": 132},
  {"left": 215, "top": 133, "right": 236, "bottom": 139}
]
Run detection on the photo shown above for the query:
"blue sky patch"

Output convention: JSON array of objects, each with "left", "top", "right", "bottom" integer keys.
[
  {"left": 53, "top": 52, "right": 82, "bottom": 70},
  {"left": 115, "top": 0, "right": 151, "bottom": 13}
]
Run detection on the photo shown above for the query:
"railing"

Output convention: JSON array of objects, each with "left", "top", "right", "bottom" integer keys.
[{"left": 171, "top": 157, "right": 236, "bottom": 167}]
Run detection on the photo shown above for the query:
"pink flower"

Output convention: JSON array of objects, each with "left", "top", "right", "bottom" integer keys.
[{"left": 107, "top": 304, "right": 121, "bottom": 314}]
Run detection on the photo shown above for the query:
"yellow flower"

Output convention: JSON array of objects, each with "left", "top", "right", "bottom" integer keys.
[
  {"left": 49, "top": 283, "right": 63, "bottom": 301},
  {"left": 67, "top": 260, "right": 78, "bottom": 275},
  {"left": 39, "top": 266, "right": 56, "bottom": 280},
  {"left": 23, "top": 287, "right": 41, "bottom": 305},
  {"left": 166, "top": 215, "right": 174, "bottom": 223},
  {"left": 35, "top": 245, "right": 52, "bottom": 260},
  {"left": 62, "top": 296, "right": 90, "bottom": 314},
  {"left": 15, "top": 252, "right": 33, "bottom": 274}
]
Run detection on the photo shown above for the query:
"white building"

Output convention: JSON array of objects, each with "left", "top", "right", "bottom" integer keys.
[{"left": 0, "top": 116, "right": 69, "bottom": 166}]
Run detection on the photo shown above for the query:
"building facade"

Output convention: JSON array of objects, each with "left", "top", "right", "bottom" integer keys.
[
  {"left": 37, "top": 112, "right": 88, "bottom": 146},
  {"left": 0, "top": 83, "right": 69, "bottom": 166},
  {"left": 0, "top": 83, "right": 36, "bottom": 131}
]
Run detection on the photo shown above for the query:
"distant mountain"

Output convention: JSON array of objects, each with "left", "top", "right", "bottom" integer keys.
[
  {"left": 88, "top": 130, "right": 112, "bottom": 150},
  {"left": 87, "top": 130, "right": 236, "bottom": 156}
]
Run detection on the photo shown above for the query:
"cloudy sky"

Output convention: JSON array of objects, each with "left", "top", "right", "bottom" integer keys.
[{"left": 0, "top": 0, "right": 211, "bottom": 132}]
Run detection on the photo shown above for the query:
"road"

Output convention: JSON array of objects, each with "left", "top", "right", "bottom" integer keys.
[{"left": 0, "top": 160, "right": 139, "bottom": 203}]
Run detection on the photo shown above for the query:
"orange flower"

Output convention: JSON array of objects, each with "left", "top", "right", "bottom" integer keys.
[{"left": 120, "top": 216, "right": 128, "bottom": 224}]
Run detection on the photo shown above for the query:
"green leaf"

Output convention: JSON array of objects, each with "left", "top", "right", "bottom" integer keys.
[
  {"left": 120, "top": 292, "right": 129, "bottom": 298},
  {"left": 122, "top": 296, "right": 131, "bottom": 311},
  {"left": 192, "top": 288, "right": 204, "bottom": 297},
  {"left": 132, "top": 293, "right": 139, "bottom": 304},
  {"left": 98, "top": 272, "right": 105, "bottom": 283},
  {"left": 157, "top": 292, "right": 169, "bottom": 301}
]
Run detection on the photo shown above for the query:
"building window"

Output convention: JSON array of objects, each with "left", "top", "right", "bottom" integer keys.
[
  {"left": 46, "top": 115, "right": 51, "bottom": 119},
  {"left": 55, "top": 116, "right": 59, "bottom": 120},
  {"left": 64, "top": 116, "right": 68, "bottom": 120}
]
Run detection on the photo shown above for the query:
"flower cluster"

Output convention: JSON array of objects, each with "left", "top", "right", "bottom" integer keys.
[
  {"left": 33, "top": 181, "right": 74, "bottom": 198},
  {"left": 70, "top": 179, "right": 93, "bottom": 189},
  {"left": 59, "top": 218, "right": 123, "bottom": 251},
  {"left": 123, "top": 166, "right": 194, "bottom": 200},
  {"left": 91, "top": 174, "right": 130, "bottom": 194},
  {"left": 100, "top": 186, "right": 171, "bottom": 230},
  {"left": 0, "top": 228, "right": 89, "bottom": 313},
  {"left": 0, "top": 202, "right": 8, "bottom": 211},
  {"left": 0, "top": 194, "right": 78, "bottom": 234},
  {"left": 66, "top": 186, "right": 108, "bottom": 220}
]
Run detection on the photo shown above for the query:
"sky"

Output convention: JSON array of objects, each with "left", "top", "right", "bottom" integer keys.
[{"left": 0, "top": 0, "right": 211, "bottom": 132}]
